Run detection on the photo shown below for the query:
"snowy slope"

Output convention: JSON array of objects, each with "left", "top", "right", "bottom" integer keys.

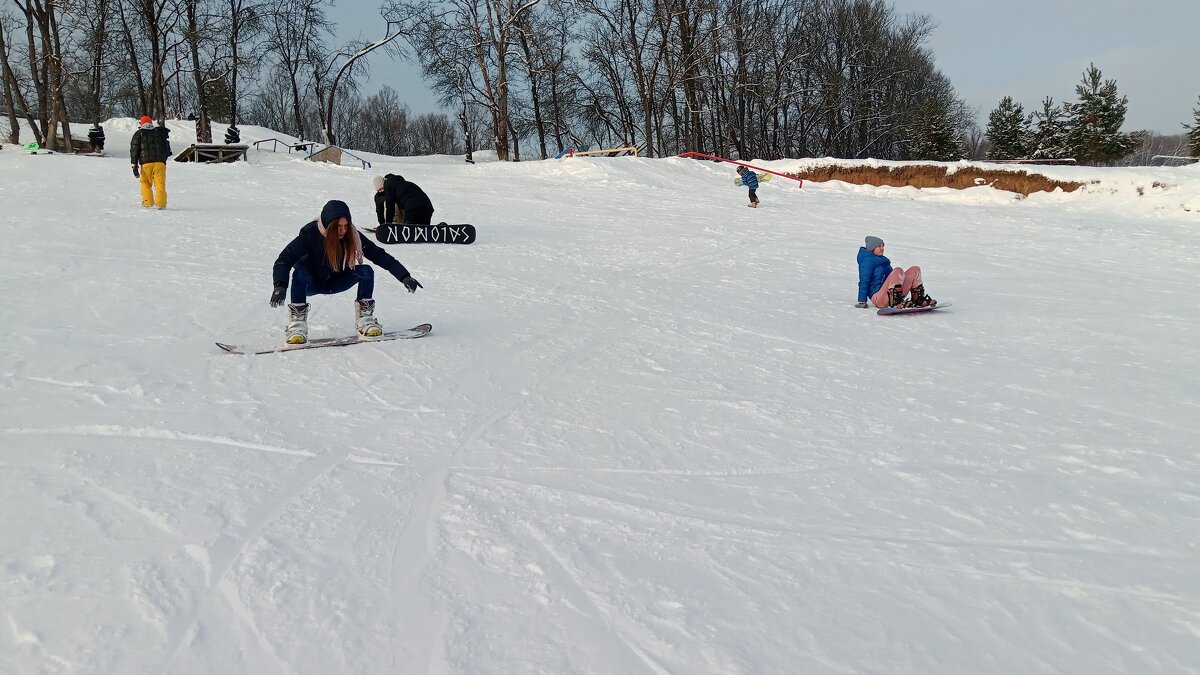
[{"left": 2, "top": 119, "right": 1198, "bottom": 675}]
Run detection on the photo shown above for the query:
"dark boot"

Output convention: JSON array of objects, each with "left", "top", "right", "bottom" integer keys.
[
  {"left": 886, "top": 284, "right": 905, "bottom": 308},
  {"left": 910, "top": 284, "right": 936, "bottom": 308}
]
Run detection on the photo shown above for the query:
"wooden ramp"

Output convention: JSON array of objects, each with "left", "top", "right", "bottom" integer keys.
[
  {"left": 307, "top": 146, "right": 343, "bottom": 165},
  {"left": 48, "top": 137, "right": 96, "bottom": 154},
  {"left": 175, "top": 143, "right": 249, "bottom": 163}
]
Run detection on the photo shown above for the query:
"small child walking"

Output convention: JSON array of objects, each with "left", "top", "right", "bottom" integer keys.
[{"left": 736, "top": 166, "right": 760, "bottom": 208}]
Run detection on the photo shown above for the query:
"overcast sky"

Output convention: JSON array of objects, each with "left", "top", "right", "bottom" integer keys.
[
  {"left": 334, "top": 1, "right": 1199, "bottom": 135},
  {"left": 890, "top": 0, "right": 1200, "bottom": 134}
]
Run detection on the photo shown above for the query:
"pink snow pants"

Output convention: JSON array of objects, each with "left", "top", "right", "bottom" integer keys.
[{"left": 870, "top": 266, "right": 922, "bottom": 308}]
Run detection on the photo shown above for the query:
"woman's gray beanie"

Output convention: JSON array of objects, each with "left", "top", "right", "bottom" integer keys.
[{"left": 864, "top": 236, "right": 884, "bottom": 251}]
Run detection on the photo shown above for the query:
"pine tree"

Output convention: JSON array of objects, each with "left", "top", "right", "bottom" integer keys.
[
  {"left": 204, "top": 74, "right": 235, "bottom": 123},
  {"left": 1185, "top": 95, "right": 1200, "bottom": 157},
  {"left": 1030, "top": 97, "right": 1071, "bottom": 160},
  {"left": 907, "top": 97, "right": 963, "bottom": 161},
  {"left": 1065, "top": 63, "right": 1138, "bottom": 165},
  {"left": 985, "top": 96, "right": 1032, "bottom": 159}
]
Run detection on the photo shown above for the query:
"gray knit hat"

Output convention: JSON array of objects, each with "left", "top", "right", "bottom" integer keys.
[
  {"left": 372, "top": 175, "right": 385, "bottom": 191},
  {"left": 864, "top": 236, "right": 884, "bottom": 251}
]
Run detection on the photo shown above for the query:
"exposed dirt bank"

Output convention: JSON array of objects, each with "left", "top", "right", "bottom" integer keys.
[{"left": 784, "top": 164, "right": 1085, "bottom": 196}]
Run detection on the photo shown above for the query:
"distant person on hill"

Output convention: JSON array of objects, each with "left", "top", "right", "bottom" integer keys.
[
  {"left": 855, "top": 236, "right": 937, "bottom": 309},
  {"left": 129, "top": 116, "right": 172, "bottom": 209},
  {"left": 271, "top": 200, "right": 423, "bottom": 345},
  {"left": 87, "top": 123, "right": 105, "bottom": 153},
  {"left": 736, "top": 166, "right": 760, "bottom": 208},
  {"left": 374, "top": 173, "right": 435, "bottom": 225},
  {"left": 224, "top": 125, "right": 241, "bottom": 144}
]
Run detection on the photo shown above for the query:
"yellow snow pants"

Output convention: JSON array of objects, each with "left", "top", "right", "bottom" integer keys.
[{"left": 139, "top": 162, "right": 167, "bottom": 208}]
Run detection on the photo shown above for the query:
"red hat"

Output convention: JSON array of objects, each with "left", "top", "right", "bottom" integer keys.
[{"left": 139, "top": 115, "right": 152, "bottom": 125}]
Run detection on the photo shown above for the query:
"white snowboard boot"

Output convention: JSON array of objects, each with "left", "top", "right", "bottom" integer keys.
[
  {"left": 286, "top": 303, "right": 309, "bottom": 344},
  {"left": 355, "top": 299, "right": 383, "bottom": 337}
]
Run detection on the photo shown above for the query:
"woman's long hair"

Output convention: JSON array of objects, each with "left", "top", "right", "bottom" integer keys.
[{"left": 323, "top": 219, "right": 362, "bottom": 272}]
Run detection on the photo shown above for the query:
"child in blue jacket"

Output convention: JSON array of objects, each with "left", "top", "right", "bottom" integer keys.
[
  {"left": 856, "top": 236, "right": 936, "bottom": 308},
  {"left": 736, "top": 166, "right": 760, "bottom": 208}
]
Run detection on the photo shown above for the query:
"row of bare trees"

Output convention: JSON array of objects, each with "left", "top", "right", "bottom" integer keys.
[
  {"left": 0, "top": 0, "right": 455, "bottom": 152},
  {"left": 2, "top": 0, "right": 272, "bottom": 147},
  {"left": 390, "top": 0, "right": 970, "bottom": 161},
  {"left": 2, "top": 0, "right": 967, "bottom": 161}
]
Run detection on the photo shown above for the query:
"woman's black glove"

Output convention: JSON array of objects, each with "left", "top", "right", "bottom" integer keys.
[
  {"left": 132, "top": 164, "right": 140, "bottom": 177},
  {"left": 401, "top": 276, "right": 423, "bottom": 293},
  {"left": 270, "top": 286, "right": 287, "bottom": 307}
]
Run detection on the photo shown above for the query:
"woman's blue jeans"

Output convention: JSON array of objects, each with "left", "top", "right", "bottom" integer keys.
[{"left": 290, "top": 265, "right": 374, "bottom": 304}]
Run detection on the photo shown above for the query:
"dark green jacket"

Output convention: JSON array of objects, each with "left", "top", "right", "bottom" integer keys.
[{"left": 130, "top": 126, "right": 172, "bottom": 165}]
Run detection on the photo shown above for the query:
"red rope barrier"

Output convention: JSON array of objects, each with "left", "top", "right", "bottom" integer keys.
[{"left": 677, "top": 151, "right": 803, "bottom": 187}]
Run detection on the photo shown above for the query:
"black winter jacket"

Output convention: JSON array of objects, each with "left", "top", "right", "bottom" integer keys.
[
  {"left": 88, "top": 126, "right": 106, "bottom": 150},
  {"left": 130, "top": 126, "right": 172, "bottom": 164},
  {"left": 273, "top": 221, "right": 411, "bottom": 289},
  {"left": 379, "top": 174, "right": 433, "bottom": 224}
]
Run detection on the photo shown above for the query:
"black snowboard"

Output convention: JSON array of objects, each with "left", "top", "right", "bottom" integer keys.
[{"left": 370, "top": 223, "right": 476, "bottom": 244}]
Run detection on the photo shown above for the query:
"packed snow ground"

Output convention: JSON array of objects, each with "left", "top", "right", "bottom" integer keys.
[{"left": 2, "top": 120, "right": 1198, "bottom": 674}]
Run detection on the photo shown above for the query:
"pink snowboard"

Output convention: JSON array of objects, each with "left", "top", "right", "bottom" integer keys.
[{"left": 877, "top": 302, "right": 951, "bottom": 316}]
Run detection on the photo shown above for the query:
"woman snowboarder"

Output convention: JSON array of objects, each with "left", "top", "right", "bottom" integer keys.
[{"left": 271, "top": 200, "right": 423, "bottom": 344}]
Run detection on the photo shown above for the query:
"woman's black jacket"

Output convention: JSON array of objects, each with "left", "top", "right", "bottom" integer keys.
[{"left": 273, "top": 221, "right": 411, "bottom": 290}]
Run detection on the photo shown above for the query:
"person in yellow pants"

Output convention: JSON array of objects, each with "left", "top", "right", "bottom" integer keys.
[
  {"left": 130, "top": 115, "right": 172, "bottom": 209},
  {"left": 136, "top": 161, "right": 167, "bottom": 208}
]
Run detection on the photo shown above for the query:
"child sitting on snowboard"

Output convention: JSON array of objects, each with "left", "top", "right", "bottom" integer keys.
[
  {"left": 855, "top": 236, "right": 936, "bottom": 309},
  {"left": 736, "top": 166, "right": 760, "bottom": 208}
]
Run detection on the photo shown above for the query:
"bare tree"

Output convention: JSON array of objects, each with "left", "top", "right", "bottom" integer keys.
[
  {"left": 319, "top": 18, "right": 411, "bottom": 145},
  {"left": 357, "top": 84, "right": 410, "bottom": 154},
  {"left": 260, "top": 0, "right": 331, "bottom": 139},
  {"left": 512, "top": 9, "right": 547, "bottom": 157},
  {"left": 183, "top": 0, "right": 220, "bottom": 140},
  {"left": 243, "top": 62, "right": 293, "bottom": 130},
  {"left": 27, "top": 0, "right": 986, "bottom": 163},
  {"left": 122, "top": 0, "right": 185, "bottom": 120},
  {"left": 10, "top": 0, "right": 79, "bottom": 149},
  {"left": 576, "top": 0, "right": 680, "bottom": 157},
  {"left": 224, "top": 0, "right": 263, "bottom": 126},
  {"left": 390, "top": 2, "right": 481, "bottom": 159},
  {"left": 392, "top": 0, "right": 540, "bottom": 161},
  {"left": 465, "top": 0, "right": 541, "bottom": 160},
  {"left": 54, "top": 0, "right": 114, "bottom": 123},
  {"left": 0, "top": 9, "right": 37, "bottom": 143},
  {"left": 410, "top": 111, "right": 459, "bottom": 154}
]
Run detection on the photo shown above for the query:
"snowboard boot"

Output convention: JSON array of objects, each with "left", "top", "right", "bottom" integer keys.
[
  {"left": 355, "top": 299, "right": 383, "bottom": 337},
  {"left": 909, "top": 284, "right": 936, "bottom": 308},
  {"left": 285, "top": 303, "right": 309, "bottom": 344},
  {"left": 886, "top": 284, "right": 905, "bottom": 308}
]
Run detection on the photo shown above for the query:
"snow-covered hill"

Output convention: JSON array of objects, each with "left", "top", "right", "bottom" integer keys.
[{"left": 2, "top": 119, "right": 1198, "bottom": 674}]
